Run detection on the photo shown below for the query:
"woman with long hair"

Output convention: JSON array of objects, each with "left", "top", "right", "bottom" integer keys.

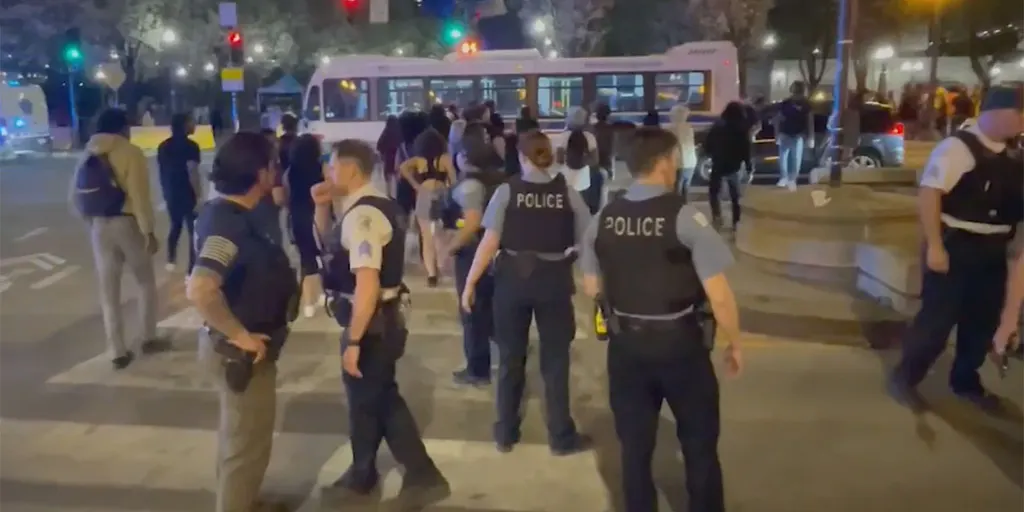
[
  {"left": 286, "top": 133, "right": 326, "bottom": 318},
  {"left": 429, "top": 104, "right": 452, "bottom": 142},
  {"left": 668, "top": 104, "right": 698, "bottom": 200},
  {"left": 377, "top": 115, "right": 402, "bottom": 197},
  {"left": 703, "top": 101, "right": 752, "bottom": 229},
  {"left": 399, "top": 127, "right": 457, "bottom": 286},
  {"left": 396, "top": 111, "right": 428, "bottom": 217}
]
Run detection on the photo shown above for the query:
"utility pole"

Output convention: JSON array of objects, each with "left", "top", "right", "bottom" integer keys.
[{"left": 827, "top": 0, "right": 858, "bottom": 187}]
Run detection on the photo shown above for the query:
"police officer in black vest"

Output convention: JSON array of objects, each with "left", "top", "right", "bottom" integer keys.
[
  {"left": 311, "top": 140, "right": 450, "bottom": 507},
  {"left": 580, "top": 126, "right": 743, "bottom": 512},
  {"left": 444, "top": 122, "right": 506, "bottom": 386},
  {"left": 186, "top": 132, "right": 298, "bottom": 512},
  {"left": 460, "top": 130, "right": 593, "bottom": 454},
  {"left": 890, "top": 86, "right": 1024, "bottom": 410}
]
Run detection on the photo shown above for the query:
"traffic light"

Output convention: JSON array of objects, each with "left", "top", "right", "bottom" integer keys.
[
  {"left": 457, "top": 39, "right": 479, "bottom": 55},
  {"left": 62, "top": 28, "right": 83, "bottom": 70},
  {"left": 227, "top": 30, "right": 244, "bottom": 65},
  {"left": 442, "top": 21, "right": 465, "bottom": 45},
  {"left": 342, "top": 0, "right": 360, "bottom": 21}
]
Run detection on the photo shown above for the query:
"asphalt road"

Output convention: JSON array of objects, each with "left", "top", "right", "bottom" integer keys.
[{"left": 0, "top": 155, "right": 1020, "bottom": 512}]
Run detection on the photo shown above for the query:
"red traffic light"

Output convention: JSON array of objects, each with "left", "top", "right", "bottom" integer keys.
[
  {"left": 342, "top": 0, "right": 359, "bottom": 9},
  {"left": 227, "top": 31, "right": 242, "bottom": 47},
  {"left": 458, "top": 40, "right": 479, "bottom": 55}
]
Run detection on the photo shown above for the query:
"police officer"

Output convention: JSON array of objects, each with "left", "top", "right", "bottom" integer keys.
[
  {"left": 460, "top": 130, "right": 593, "bottom": 454},
  {"left": 311, "top": 139, "right": 450, "bottom": 507},
  {"left": 444, "top": 122, "right": 506, "bottom": 386},
  {"left": 580, "top": 126, "right": 743, "bottom": 512},
  {"left": 186, "top": 132, "right": 298, "bottom": 512},
  {"left": 890, "top": 86, "right": 1024, "bottom": 410}
]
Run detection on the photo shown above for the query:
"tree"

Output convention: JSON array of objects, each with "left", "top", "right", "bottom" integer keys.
[
  {"left": 0, "top": 0, "right": 109, "bottom": 70},
  {"left": 690, "top": 0, "right": 774, "bottom": 92},
  {"left": 848, "top": 0, "right": 911, "bottom": 93},
  {"left": 941, "top": 0, "right": 1023, "bottom": 89},
  {"left": 769, "top": 0, "right": 836, "bottom": 91},
  {"left": 519, "top": 0, "right": 613, "bottom": 57}
]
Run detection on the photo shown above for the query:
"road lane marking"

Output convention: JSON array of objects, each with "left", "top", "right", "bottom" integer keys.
[
  {"left": 40, "top": 253, "right": 65, "bottom": 265},
  {"left": 13, "top": 227, "right": 48, "bottom": 242},
  {"left": 29, "top": 265, "right": 80, "bottom": 290},
  {"left": 0, "top": 254, "right": 56, "bottom": 271}
]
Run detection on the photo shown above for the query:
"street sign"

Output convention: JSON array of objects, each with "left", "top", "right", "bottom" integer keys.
[
  {"left": 369, "top": 0, "right": 388, "bottom": 24},
  {"left": 218, "top": 2, "right": 237, "bottom": 28},
  {"left": 96, "top": 63, "right": 125, "bottom": 90},
  {"left": 221, "top": 67, "right": 244, "bottom": 92}
]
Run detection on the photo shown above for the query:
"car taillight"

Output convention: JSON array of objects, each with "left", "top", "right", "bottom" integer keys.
[{"left": 890, "top": 122, "right": 905, "bottom": 136}]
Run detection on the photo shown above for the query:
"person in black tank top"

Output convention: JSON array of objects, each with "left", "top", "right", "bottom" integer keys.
[{"left": 399, "top": 127, "right": 456, "bottom": 286}]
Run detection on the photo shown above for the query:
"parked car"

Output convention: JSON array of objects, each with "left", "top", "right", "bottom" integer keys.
[{"left": 697, "top": 101, "right": 905, "bottom": 182}]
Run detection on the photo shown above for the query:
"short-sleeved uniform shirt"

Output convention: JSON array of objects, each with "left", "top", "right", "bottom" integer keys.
[
  {"left": 334, "top": 183, "right": 395, "bottom": 272},
  {"left": 193, "top": 198, "right": 258, "bottom": 286}
]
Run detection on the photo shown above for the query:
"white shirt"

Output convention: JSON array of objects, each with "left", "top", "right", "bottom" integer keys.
[
  {"left": 338, "top": 183, "right": 393, "bottom": 270},
  {"left": 919, "top": 125, "right": 1011, "bottom": 234}
]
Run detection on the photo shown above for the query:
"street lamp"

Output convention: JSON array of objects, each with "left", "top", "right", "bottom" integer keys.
[
  {"left": 547, "top": 50, "right": 558, "bottom": 59},
  {"left": 991, "top": 67, "right": 1002, "bottom": 76},
  {"left": 94, "top": 69, "right": 107, "bottom": 81},
  {"left": 204, "top": 62, "right": 216, "bottom": 73},
  {"left": 320, "top": 55, "right": 330, "bottom": 65},
  {"left": 253, "top": 43, "right": 265, "bottom": 55},
  {"left": 543, "top": 37, "right": 552, "bottom": 46},
  {"left": 531, "top": 19, "right": 546, "bottom": 34},
  {"left": 394, "top": 48, "right": 404, "bottom": 56},
  {"left": 245, "top": 56, "right": 254, "bottom": 64},
  {"left": 161, "top": 29, "right": 177, "bottom": 45},
  {"left": 175, "top": 66, "right": 188, "bottom": 78},
  {"left": 762, "top": 34, "right": 777, "bottom": 49},
  {"left": 872, "top": 45, "right": 894, "bottom": 60}
]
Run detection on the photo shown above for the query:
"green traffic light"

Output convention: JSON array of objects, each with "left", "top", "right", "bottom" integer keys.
[
  {"left": 64, "top": 46, "right": 82, "bottom": 61},
  {"left": 448, "top": 28, "right": 463, "bottom": 39},
  {"left": 442, "top": 22, "right": 465, "bottom": 44}
]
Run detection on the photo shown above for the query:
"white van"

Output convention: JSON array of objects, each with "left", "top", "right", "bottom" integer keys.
[{"left": 0, "top": 83, "right": 52, "bottom": 154}]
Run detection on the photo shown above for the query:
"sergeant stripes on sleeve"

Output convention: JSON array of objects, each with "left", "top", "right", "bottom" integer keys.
[{"left": 199, "top": 235, "right": 239, "bottom": 267}]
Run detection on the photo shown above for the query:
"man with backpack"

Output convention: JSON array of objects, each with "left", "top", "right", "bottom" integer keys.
[{"left": 72, "top": 108, "right": 161, "bottom": 369}]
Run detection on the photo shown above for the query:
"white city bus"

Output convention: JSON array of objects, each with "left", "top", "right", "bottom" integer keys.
[{"left": 303, "top": 41, "right": 740, "bottom": 144}]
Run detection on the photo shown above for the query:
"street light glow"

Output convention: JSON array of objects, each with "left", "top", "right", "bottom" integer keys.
[
  {"left": 1019, "top": 58, "right": 1024, "bottom": 68},
  {"left": 543, "top": 37, "right": 552, "bottom": 46},
  {"left": 762, "top": 34, "right": 777, "bottom": 49},
  {"left": 175, "top": 66, "right": 187, "bottom": 78},
  {"left": 253, "top": 43, "right": 265, "bottom": 54},
  {"left": 990, "top": 66, "right": 1002, "bottom": 76},
  {"left": 204, "top": 62, "right": 215, "bottom": 72},
  {"left": 531, "top": 19, "right": 546, "bottom": 34},
  {"left": 547, "top": 50, "right": 558, "bottom": 59},
  {"left": 395, "top": 48, "right": 404, "bottom": 56},
  {"left": 94, "top": 70, "right": 107, "bottom": 80},
  {"left": 161, "top": 29, "right": 177, "bottom": 45},
  {"left": 872, "top": 45, "right": 894, "bottom": 60},
  {"left": 245, "top": 56, "right": 254, "bottom": 64},
  {"left": 321, "top": 55, "right": 330, "bottom": 65},
  {"left": 109, "top": 50, "right": 119, "bottom": 59}
]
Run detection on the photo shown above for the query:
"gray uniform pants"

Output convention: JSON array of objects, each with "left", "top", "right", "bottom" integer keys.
[
  {"left": 89, "top": 216, "right": 157, "bottom": 357},
  {"left": 199, "top": 329, "right": 277, "bottom": 512}
]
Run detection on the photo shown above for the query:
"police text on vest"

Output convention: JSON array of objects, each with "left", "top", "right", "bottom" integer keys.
[
  {"left": 604, "top": 216, "right": 665, "bottom": 237},
  {"left": 516, "top": 192, "right": 564, "bottom": 209}
]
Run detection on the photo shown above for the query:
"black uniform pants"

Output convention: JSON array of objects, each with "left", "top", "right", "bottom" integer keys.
[
  {"left": 492, "top": 261, "right": 578, "bottom": 449},
  {"left": 894, "top": 230, "right": 1009, "bottom": 393},
  {"left": 608, "top": 338, "right": 724, "bottom": 512},
  {"left": 454, "top": 249, "right": 494, "bottom": 378},
  {"left": 342, "top": 322, "right": 434, "bottom": 480}
]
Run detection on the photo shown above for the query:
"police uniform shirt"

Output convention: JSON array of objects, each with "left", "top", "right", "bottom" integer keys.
[
  {"left": 580, "top": 182, "right": 735, "bottom": 319},
  {"left": 454, "top": 178, "right": 487, "bottom": 213},
  {"left": 194, "top": 199, "right": 259, "bottom": 282},
  {"left": 332, "top": 183, "right": 394, "bottom": 272},
  {"left": 919, "top": 124, "right": 1019, "bottom": 235},
  {"left": 481, "top": 168, "right": 592, "bottom": 246}
]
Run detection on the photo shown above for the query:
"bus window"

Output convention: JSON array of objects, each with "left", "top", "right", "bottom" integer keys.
[
  {"left": 654, "top": 72, "right": 708, "bottom": 111},
  {"left": 596, "top": 73, "right": 645, "bottom": 112},
  {"left": 304, "top": 85, "right": 321, "bottom": 121},
  {"left": 428, "top": 78, "right": 476, "bottom": 109},
  {"left": 537, "top": 76, "right": 584, "bottom": 118},
  {"left": 378, "top": 78, "right": 425, "bottom": 116},
  {"left": 323, "top": 79, "right": 369, "bottom": 122},
  {"left": 480, "top": 76, "right": 527, "bottom": 118}
]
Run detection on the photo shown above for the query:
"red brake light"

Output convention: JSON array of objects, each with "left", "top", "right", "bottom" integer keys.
[{"left": 890, "top": 122, "right": 904, "bottom": 136}]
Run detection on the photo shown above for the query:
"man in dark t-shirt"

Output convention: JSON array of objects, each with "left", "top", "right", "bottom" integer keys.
[
  {"left": 772, "top": 81, "right": 814, "bottom": 191},
  {"left": 157, "top": 113, "right": 202, "bottom": 273}
]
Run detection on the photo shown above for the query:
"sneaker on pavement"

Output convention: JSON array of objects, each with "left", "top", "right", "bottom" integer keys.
[
  {"left": 452, "top": 368, "right": 491, "bottom": 386},
  {"left": 776, "top": 178, "right": 788, "bottom": 187},
  {"left": 551, "top": 433, "right": 594, "bottom": 456},
  {"left": 112, "top": 351, "right": 135, "bottom": 370},
  {"left": 786, "top": 181, "right": 798, "bottom": 192}
]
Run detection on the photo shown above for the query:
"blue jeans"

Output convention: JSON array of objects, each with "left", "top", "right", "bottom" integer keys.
[{"left": 777, "top": 134, "right": 805, "bottom": 182}]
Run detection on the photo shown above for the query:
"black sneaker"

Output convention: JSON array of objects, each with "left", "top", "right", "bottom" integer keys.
[
  {"left": 325, "top": 467, "right": 379, "bottom": 495},
  {"left": 452, "top": 368, "right": 491, "bottom": 387},
  {"left": 395, "top": 468, "right": 451, "bottom": 509},
  {"left": 887, "top": 374, "right": 926, "bottom": 412},
  {"left": 112, "top": 351, "right": 135, "bottom": 370},
  {"left": 141, "top": 338, "right": 173, "bottom": 355},
  {"left": 953, "top": 388, "right": 1002, "bottom": 411},
  {"left": 426, "top": 276, "right": 439, "bottom": 288},
  {"left": 495, "top": 441, "right": 515, "bottom": 453},
  {"left": 550, "top": 433, "right": 593, "bottom": 456}
]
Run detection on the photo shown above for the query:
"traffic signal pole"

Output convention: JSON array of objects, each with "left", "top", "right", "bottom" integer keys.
[{"left": 67, "top": 69, "right": 79, "bottom": 148}]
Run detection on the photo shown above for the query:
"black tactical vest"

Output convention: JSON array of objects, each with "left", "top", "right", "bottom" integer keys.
[
  {"left": 441, "top": 170, "right": 505, "bottom": 231},
  {"left": 210, "top": 200, "right": 298, "bottom": 337},
  {"left": 499, "top": 174, "right": 575, "bottom": 253},
  {"left": 594, "top": 193, "right": 703, "bottom": 315},
  {"left": 321, "top": 195, "right": 405, "bottom": 296},
  {"left": 943, "top": 131, "right": 1024, "bottom": 228}
]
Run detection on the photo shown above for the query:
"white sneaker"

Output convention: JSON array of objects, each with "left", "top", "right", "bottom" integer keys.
[
  {"left": 776, "top": 178, "right": 788, "bottom": 187},
  {"left": 303, "top": 305, "right": 316, "bottom": 318},
  {"left": 787, "top": 181, "right": 798, "bottom": 192},
  {"left": 165, "top": 263, "right": 176, "bottom": 271}
]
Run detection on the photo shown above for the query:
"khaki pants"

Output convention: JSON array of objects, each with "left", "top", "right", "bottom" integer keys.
[
  {"left": 89, "top": 216, "right": 157, "bottom": 357},
  {"left": 199, "top": 330, "right": 277, "bottom": 512}
]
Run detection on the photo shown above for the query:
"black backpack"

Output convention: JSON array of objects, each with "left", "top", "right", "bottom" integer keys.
[{"left": 73, "top": 153, "right": 126, "bottom": 217}]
